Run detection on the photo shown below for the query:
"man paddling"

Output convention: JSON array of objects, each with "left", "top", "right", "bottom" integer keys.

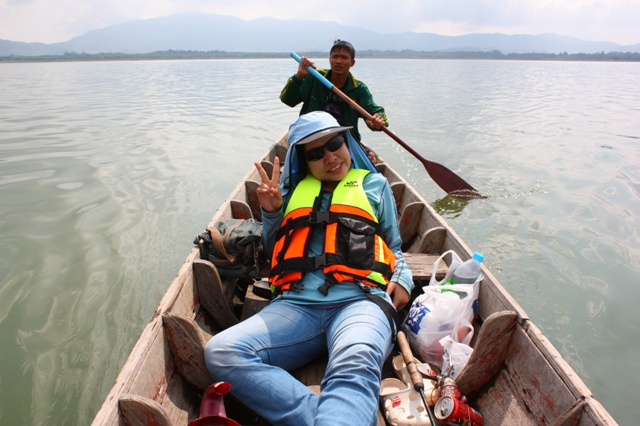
[{"left": 280, "top": 40, "right": 388, "bottom": 146}]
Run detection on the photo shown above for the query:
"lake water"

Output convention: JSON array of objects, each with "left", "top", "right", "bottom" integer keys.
[{"left": 0, "top": 58, "right": 638, "bottom": 425}]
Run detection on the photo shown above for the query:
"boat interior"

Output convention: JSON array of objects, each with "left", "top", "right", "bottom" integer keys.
[{"left": 92, "top": 135, "right": 616, "bottom": 426}]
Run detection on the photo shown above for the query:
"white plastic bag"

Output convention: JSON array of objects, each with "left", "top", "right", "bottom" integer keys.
[
  {"left": 402, "top": 250, "right": 480, "bottom": 368},
  {"left": 440, "top": 336, "right": 473, "bottom": 380}
]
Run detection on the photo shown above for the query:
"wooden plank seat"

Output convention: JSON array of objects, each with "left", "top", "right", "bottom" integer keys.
[
  {"left": 193, "top": 259, "right": 239, "bottom": 331},
  {"left": 403, "top": 252, "right": 448, "bottom": 281},
  {"left": 270, "top": 143, "right": 288, "bottom": 165},
  {"left": 240, "top": 284, "right": 271, "bottom": 321},
  {"left": 417, "top": 226, "right": 446, "bottom": 254},
  {"left": 398, "top": 202, "right": 425, "bottom": 247},
  {"left": 245, "top": 180, "right": 262, "bottom": 222},
  {"left": 396, "top": 197, "right": 448, "bottom": 256},
  {"left": 119, "top": 394, "right": 172, "bottom": 426},
  {"left": 230, "top": 199, "right": 253, "bottom": 220},
  {"left": 390, "top": 181, "right": 406, "bottom": 209},
  {"left": 163, "top": 312, "right": 213, "bottom": 393},
  {"left": 455, "top": 310, "right": 518, "bottom": 397},
  {"left": 260, "top": 160, "right": 274, "bottom": 179}
]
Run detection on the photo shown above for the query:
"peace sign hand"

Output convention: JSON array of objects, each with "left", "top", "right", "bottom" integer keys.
[{"left": 254, "top": 157, "right": 283, "bottom": 213}]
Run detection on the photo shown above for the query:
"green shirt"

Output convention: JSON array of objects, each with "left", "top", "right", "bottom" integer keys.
[{"left": 280, "top": 69, "right": 388, "bottom": 142}]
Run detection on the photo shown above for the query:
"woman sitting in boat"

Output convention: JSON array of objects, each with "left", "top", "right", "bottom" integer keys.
[{"left": 205, "top": 111, "right": 413, "bottom": 426}]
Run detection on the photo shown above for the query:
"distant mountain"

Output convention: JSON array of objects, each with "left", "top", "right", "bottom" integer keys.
[
  {"left": 2, "top": 12, "right": 639, "bottom": 57},
  {"left": 0, "top": 39, "right": 66, "bottom": 56}
]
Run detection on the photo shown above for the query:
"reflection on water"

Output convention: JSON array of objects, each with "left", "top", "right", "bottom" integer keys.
[
  {"left": 431, "top": 194, "right": 470, "bottom": 216},
  {"left": 0, "top": 59, "right": 638, "bottom": 424},
  {"left": 433, "top": 179, "right": 550, "bottom": 216}
]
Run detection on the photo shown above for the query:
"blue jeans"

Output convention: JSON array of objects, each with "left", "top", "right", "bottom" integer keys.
[{"left": 204, "top": 298, "right": 393, "bottom": 426}]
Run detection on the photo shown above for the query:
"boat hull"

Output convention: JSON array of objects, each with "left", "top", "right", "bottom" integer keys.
[{"left": 91, "top": 132, "right": 616, "bottom": 426}]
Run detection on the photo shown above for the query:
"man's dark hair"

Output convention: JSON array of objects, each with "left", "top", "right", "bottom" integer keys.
[{"left": 330, "top": 39, "right": 355, "bottom": 59}]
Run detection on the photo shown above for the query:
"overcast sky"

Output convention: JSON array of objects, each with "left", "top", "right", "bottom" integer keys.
[{"left": 1, "top": 0, "right": 638, "bottom": 46}]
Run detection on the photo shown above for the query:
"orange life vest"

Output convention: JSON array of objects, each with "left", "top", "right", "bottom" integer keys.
[{"left": 269, "top": 169, "right": 396, "bottom": 294}]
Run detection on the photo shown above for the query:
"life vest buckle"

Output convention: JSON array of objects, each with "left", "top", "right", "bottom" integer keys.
[
  {"left": 355, "top": 279, "right": 371, "bottom": 293},
  {"left": 312, "top": 254, "right": 327, "bottom": 269},
  {"left": 308, "top": 211, "right": 330, "bottom": 224}
]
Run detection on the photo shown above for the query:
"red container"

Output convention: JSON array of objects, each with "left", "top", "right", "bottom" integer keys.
[
  {"left": 440, "top": 377, "right": 461, "bottom": 400},
  {"left": 434, "top": 395, "right": 483, "bottom": 426},
  {"left": 188, "top": 382, "right": 241, "bottom": 426}
]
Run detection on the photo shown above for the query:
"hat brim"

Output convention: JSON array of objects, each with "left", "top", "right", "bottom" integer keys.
[{"left": 295, "top": 125, "right": 352, "bottom": 146}]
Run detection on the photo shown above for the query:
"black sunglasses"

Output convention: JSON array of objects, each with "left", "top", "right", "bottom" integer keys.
[{"left": 304, "top": 135, "right": 345, "bottom": 162}]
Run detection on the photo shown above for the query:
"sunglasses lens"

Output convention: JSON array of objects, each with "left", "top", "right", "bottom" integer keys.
[
  {"left": 305, "top": 135, "right": 345, "bottom": 162},
  {"left": 326, "top": 135, "right": 345, "bottom": 152},
  {"left": 305, "top": 147, "right": 324, "bottom": 162}
]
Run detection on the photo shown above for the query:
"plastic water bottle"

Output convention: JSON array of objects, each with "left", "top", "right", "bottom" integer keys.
[{"left": 451, "top": 252, "right": 484, "bottom": 284}]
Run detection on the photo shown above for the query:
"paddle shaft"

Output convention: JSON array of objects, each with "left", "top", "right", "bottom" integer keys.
[
  {"left": 290, "top": 52, "right": 483, "bottom": 199},
  {"left": 398, "top": 331, "right": 439, "bottom": 426}
]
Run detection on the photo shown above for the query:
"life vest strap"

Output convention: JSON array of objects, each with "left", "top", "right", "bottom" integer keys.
[
  {"left": 279, "top": 211, "right": 382, "bottom": 234},
  {"left": 361, "top": 291, "right": 401, "bottom": 343},
  {"left": 329, "top": 269, "right": 389, "bottom": 288},
  {"left": 323, "top": 275, "right": 401, "bottom": 343},
  {"left": 277, "top": 253, "right": 339, "bottom": 274},
  {"left": 275, "top": 216, "right": 309, "bottom": 240},
  {"left": 373, "top": 261, "right": 394, "bottom": 278}
]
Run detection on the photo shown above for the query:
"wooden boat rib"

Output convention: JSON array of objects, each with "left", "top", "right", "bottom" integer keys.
[{"left": 91, "top": 133, "right": 617, "bottom": 426}]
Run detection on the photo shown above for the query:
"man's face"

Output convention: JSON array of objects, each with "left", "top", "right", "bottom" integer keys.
[{"left": 329, "top": 48, "right": 355, "bottom": 76}]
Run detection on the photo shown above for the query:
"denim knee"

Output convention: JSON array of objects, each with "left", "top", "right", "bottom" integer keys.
[{"left": 204, "top": 332, "right": 236, "bottom": 380}]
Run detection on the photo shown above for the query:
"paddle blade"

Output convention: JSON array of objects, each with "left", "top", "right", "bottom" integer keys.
[
  {"left": 379, "top": 127, "right": 483, "bottom": 199},
  {"left": 421, "top": 159, "right": 484, "bottom": 199}
]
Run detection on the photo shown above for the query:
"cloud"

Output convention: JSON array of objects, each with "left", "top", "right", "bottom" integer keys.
[{"left": 0, "top": 0, "right": 638, "bottom": 45}]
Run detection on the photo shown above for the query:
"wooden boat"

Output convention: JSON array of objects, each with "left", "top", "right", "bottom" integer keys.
[{"left": 91, "top": 133, "right": 617, "bottom": 426}]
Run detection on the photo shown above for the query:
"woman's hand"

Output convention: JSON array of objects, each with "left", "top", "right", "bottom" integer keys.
[
  {"left": 386, "top": 281, "right": 410, "bottom": 310},
  {"left": 254, "top": 157, "right": 283, "bottom": 213}
]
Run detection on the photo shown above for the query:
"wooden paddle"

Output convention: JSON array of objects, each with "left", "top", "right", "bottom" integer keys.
[{"left": 291, "top": 52, "right": 483, "bottom": 199}]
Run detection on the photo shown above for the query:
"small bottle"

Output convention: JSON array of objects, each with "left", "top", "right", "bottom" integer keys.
[{"left": 451, "top": 252, "right": 484, "bottom": 284}]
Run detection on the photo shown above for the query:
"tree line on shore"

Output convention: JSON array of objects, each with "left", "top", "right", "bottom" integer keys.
[{"left": 2, "top": 49, "right": 639, "bottom": 62}]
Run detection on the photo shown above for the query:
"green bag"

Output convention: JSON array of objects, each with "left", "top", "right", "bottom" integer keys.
[{"left": 194, "top": 219, "right": 267, "bottom": 279}]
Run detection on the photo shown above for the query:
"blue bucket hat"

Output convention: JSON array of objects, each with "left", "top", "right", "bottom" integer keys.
[{"left": 280, "top": 111, "right": 377, "bottom": 201}]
